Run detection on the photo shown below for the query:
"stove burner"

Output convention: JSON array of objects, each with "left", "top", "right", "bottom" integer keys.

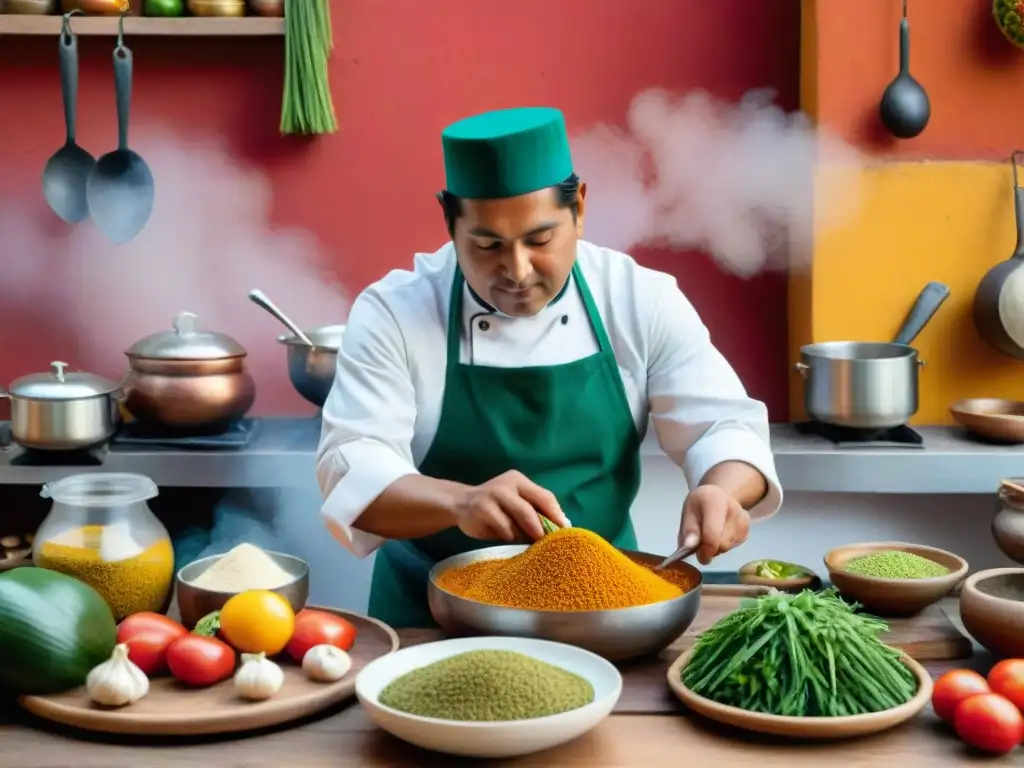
[
  {"left": 9, "top": 448, "right": 105, "bottom": 466},
  {"left": 795, "top": 421, "right": 924, "bottom": 449},
  {"left": 111, "top": 418, "right": 259, "bottom": 451}
]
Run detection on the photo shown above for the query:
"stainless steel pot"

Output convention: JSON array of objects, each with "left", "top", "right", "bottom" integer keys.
[
  {"left": 278, "top": 325, "right": 344, "bottom": 408},
  {"left": 795, "top": 281, "right": 949, "bottom": 429},
  {"left": 0, "top": 361, "right": 121, "bottom": 450},
  {"left": 123, "top": 312, "right": 256, "bottom": 430}
]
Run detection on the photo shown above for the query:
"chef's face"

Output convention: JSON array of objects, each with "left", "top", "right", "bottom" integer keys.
[{"left": 450, "top": 184, "right": 586, "bottom": 317}]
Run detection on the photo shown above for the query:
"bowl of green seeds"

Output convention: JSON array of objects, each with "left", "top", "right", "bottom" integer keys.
[
  {"left": 354, "top": 636, "right": 622, "bottom": 759},
  {"left": 824, "top": 541, "right": 968, "bottom": 616}
]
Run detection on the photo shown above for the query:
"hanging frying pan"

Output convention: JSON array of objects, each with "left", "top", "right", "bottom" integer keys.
[{"left": 974, "top": 150, "right": 1024, "bottom": 361}]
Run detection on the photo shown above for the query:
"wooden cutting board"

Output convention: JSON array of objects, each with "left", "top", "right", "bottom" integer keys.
[
  {"left": 19, "top": 608, "right": 399, "bottom": 736},
  {"left": 399, "top": 584, "right": 970, "bottom": 716}
]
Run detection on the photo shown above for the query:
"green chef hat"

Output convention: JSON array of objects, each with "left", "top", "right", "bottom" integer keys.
[{"left": 441, "top": 107, "right": 574, "bottom": 199}]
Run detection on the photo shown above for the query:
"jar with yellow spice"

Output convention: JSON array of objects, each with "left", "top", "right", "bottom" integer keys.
[{"left": 32, "top": 473, "right": 174, "bottom": 622}]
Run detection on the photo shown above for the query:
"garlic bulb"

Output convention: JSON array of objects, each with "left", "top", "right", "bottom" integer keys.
[
  {"left": 234, "top": 652, "right": 284, "bottom": 701},
  {"left": 302, "top": 644, "right": 352, "bottom": 682},
  {"left": 86, "top": 643, "right": 149, "bottom": 707}
]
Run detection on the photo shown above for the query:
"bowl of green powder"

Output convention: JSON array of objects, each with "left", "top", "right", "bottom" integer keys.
[
  {"left": 824, "top": 541, "right": 968, "bottom": 616},
  {"left": 355, "top": 637, "right": 622, "bottom": 758}
]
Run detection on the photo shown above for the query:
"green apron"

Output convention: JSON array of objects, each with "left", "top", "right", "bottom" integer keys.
[{"left": 367, "top": 262, "right": 642, "bottom": 627}]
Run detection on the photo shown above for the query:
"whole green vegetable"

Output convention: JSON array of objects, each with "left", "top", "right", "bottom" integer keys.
[
  {"left": 682, "top": 589, "right": 917, "bottom": 717},
  {"left": 0, "top": 567, "right": 117, "bottom": 695}
]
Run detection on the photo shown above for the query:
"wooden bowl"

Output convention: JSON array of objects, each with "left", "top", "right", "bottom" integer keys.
[
  {"left": 950, "top": 399, "right": 1024, "bottom": 443},
  {"left": 960, "top": 568, "right": 1024, "bottom": 658},
  {"left": 823, "top": 542, "right": 968, "bottom": 616},
  {"left": 667, "top": 647, "right": 933, "bottom": 739}
]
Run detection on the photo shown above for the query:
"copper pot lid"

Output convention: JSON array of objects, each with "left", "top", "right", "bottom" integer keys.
[
  {"left": 126, "top": 312, "right": 247, "bottom": 361},
  {"left": 7, "top": 361, "right": 119, "bottom": 401}
]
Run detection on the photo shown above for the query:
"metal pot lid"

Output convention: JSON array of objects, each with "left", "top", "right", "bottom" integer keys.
[
  {"left": 8, "top": 361, "right": 119, "bottom": 400},
  {"left": 125, "top": 311, "right": 247, "bottom": 360}
]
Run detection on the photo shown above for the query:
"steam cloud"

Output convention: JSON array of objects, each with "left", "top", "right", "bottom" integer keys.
[
  {"left": 0, "top": 133, "right": 349, "bottom": 411},
  {"left": 572, "top": 88, "right": 865, "bottom": 277},
  {"left": 0, "top": 88, "right": 863, "bottom": 400}
]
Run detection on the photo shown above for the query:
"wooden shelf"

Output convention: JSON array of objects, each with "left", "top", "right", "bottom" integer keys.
[{"left": 0, "top": 14, "right": 284, "bottom": 36}]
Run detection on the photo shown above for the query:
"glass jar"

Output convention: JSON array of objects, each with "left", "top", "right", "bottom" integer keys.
[{"left": 32, "top": 473, "right": 174, "bottom": 621}]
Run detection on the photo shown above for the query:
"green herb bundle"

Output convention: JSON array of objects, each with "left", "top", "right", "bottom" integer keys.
[
  {"left": 682, "top": 589, "right": 918, "bottom": 717},
  {"left": 281, "top": 0, "right": 337, "bottom": 136}
]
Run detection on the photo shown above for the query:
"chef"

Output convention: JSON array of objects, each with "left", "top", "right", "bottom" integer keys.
[{"left": 316, "top": 106, "right": 782, "bottom": 627}]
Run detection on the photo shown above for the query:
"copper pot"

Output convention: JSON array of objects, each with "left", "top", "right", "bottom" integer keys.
[{"left": 123, "top": 312, "right": 256, "bottom": 431}]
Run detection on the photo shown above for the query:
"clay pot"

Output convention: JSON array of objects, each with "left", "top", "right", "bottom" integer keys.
[
  {"left": 993, "top": 480, "right": 1024, "bottom": 564},
  {"left": 960, "top": 568, "right": 1024, "bottom": 658}
]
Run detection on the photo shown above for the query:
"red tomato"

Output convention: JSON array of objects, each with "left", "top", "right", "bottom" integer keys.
[
  {"left": 988, "top": 659, "right": 1024, "bottom": 713},
  {"left": 116, "top": 612, "right": 188, "bottom": 675},
  {"left": 954, "top": 693, "right": 1024, "bottom": 754},
  {"left": 285, "top": 609, "right": 358, "bottom": 663},
  {"left": 932, "top": 669, "right": 990, "bottom": 723},
  {"left": 166, "top": 635, "right": 236, "bottom": 687}
]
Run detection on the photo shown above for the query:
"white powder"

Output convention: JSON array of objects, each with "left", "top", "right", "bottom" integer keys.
[{"left": 190, "top": 543, "right": 295, "bottom": 592}]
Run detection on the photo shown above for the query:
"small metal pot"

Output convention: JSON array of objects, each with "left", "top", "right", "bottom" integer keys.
[
  {"left": 278, "top": 325, "right": 344, "bottom": 408},
  {"left": 123, "top": 312, "right": 256, "bottom": 430},
  {"left": 794, "top": 281, "right": 950, "bottom": 430},
  {"left": 0, "top": 361, "right": 121, "bottom": 450}
]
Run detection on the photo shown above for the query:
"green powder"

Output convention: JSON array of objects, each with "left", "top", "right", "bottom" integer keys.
[
  {"left": 843, "top": 551, "right": 950, "bottom": 579},
  {"left": 377, "top": 650, "right": 595, "bottom": 721}
]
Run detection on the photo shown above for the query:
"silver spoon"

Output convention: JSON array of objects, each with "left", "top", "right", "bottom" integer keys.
[
  {"left": 42, "top": 11, "right": 95, "bottom": 224},
  {"left": 654, "top": 541, "right": 699, "bottom": 572},
  {"left": 247, "top": 289, "right": 314, "bottom": 347},
  {"left": 86, "top": 18, "right": 154, "bottom": 245}
]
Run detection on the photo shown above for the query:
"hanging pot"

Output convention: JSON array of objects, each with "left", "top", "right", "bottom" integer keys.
[
  {"left": 0, "top": 361, "right": 121, "bottom": 450},
  {"left": 122, "top": 311, "right": 256, "bottom": 431},
  {"left": 973, "top": 151, "right": 1024, "bottom": 361}
]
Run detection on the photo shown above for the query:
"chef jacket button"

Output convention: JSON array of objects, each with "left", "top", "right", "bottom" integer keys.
[
  {"left": 561, "top": 315, "right": 569, "bottom": 325},
  {"left": 479, "top": 319, "right": 490, "bottom": 331}
]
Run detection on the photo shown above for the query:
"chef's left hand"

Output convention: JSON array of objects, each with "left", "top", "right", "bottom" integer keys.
[{"left": 678, "top": 485, "right": 750, "bottom": 565}]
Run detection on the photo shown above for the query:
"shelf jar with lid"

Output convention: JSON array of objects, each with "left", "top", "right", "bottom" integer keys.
[{"left": 32, "top": 473, "right": 174, "bottom": 621}]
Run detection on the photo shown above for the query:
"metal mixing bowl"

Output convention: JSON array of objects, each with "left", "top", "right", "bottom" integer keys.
[
  {"left": 175, "top": 550, "right": 310, "bottom": 630},
  {"left": 277, "top": 325, "right": 345, "bottom": 408},
  {"left": 427, "top": 545, "right": 702, "bottom": 661}
]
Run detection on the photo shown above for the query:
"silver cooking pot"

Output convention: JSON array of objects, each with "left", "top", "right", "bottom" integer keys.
[
  {"left": 795, "top": 282, "right": 950, "bottom": 430},
  {"left": 0, "top": 361, "right": 121, "bottom": 450},
  {"left": 278, "top": 325, "right": 344, "bottom": 408}
]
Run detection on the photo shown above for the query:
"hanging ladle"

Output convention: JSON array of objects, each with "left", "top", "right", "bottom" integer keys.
[
  {"left": 86, "top": 16, "right": 155, "bottom": 245},
  {"left": 247, "top": 289, "right": 314, "bottom": 347},
  {"left": 879, "top": 0, "right": 930, "bottom": 139},
  {"left": 42, "top": 11, "right": 95, "bottom": 224}
]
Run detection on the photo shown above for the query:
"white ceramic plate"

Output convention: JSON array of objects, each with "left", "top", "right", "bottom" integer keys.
[{"left": 355, "top": 636, "right": 622, "bottom": 758}]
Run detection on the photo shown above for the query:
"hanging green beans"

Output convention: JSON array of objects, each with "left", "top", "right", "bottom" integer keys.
[
  {"left": 281, "top": 0, "right": 337, "bottom": 136},
  {"left": 682, "top": 589, "right": 918, "bottom": 717}
]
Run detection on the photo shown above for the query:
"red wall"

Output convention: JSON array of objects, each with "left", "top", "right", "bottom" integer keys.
[{"left": 0, "top": 0, "right": 797, "bottom": 419}]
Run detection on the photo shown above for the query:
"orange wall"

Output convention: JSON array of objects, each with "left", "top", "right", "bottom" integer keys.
[
  {"left": 806, "top": 0, "right": 1024, "bottom": 159},
  {"left": 794, "top": 0, "right": 1024, "bottom": 424},
  {"left": 0, "top": 0, "right": 798, "bottom": 419}
]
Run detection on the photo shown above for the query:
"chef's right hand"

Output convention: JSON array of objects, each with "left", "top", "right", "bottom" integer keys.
[{"left": 452, "top": 470, "right": 570, "bottom": 542}]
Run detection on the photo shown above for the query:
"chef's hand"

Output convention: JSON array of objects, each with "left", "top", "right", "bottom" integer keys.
[
  {"left": 678, "top": 485, "right": 751, "bottom": 565},
  {"left": 453, "top": 471, "right": 571, "bottom": 542}
]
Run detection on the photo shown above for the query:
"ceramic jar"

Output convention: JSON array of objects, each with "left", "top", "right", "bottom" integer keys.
[{"left": 992, "top": 479, "right": 1024, "bottom": 564}]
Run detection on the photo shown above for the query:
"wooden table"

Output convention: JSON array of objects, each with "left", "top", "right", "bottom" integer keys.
[{"left": 0, "top": 626, "right": 1012, "bottom": 765}]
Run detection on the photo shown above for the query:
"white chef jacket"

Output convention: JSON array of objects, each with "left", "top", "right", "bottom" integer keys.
[{"left": 317, "top": 240, "right": 782, "bottom": 557}]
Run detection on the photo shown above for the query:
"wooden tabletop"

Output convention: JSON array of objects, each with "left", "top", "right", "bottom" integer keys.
[{"left": 0, "top": 619, "right": 1011, "bottom": 766}]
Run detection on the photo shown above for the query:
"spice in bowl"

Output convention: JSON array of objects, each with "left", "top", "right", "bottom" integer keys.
[
  {"left": 189, "top": 543, "right": 296, "bottom": 591},
  {"left": 435, "top": 528, "right": 689, "bottom": 611},
  {"left": 843, "top": 550, "right": 950, "bottom": 580},
  {"left": 378, "top": 650, "right": 594, "bottom": 721}
]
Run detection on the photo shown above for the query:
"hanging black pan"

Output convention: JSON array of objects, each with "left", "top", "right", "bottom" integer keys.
[{"left": 974, "top": 150, "right": 1024, "bottom": 361}]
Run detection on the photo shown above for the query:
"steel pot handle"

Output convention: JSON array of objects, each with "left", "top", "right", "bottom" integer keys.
[{"left": 793, "top": 362, "right": 809, "bottom": 378}]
